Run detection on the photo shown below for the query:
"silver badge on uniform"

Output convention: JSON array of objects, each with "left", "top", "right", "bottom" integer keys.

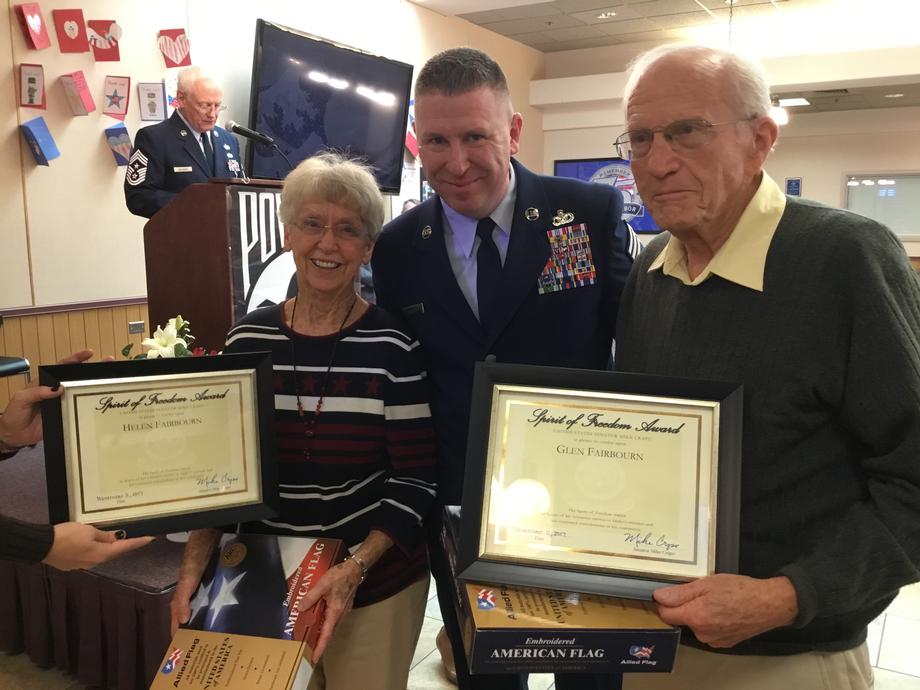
[
  {"left": 421, "top": 225, "right": 432, "bottom": 239},
  {"left": 552, "top": 209, "right": 575, "bottom": 227},
  {"left": 525, "top": 207, "right": 539, "bottom": 221}
]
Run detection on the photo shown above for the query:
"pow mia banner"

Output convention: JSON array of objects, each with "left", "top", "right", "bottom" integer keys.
[{"left": 227, "top": 186, "right": 296, "bottom": 321}]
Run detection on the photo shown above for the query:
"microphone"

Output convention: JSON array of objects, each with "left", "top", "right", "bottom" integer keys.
[{"left": 225, "top": 120, "right": 274, "bottom": 147}]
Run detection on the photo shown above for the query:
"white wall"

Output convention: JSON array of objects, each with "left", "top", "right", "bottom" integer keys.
[
  {"left": 764, "top": 107, "right": 920, "bottom": 209},
  {"left": 1, "top": 1, "right": 544, "bottom": 310}
]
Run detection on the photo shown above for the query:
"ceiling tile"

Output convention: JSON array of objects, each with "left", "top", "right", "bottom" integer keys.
[
  {"left": 458, "top": 9, "right": 510, "bottom": 23},
  {"left": 614, "top": 28, "right": 686, "bottom": 42},
  {"left": 511, "top": 30, "right": 560, "bottom": 43},
  {"left": 542, "top": 35, "right": 624, "bottom": 51},
  {"left": 570, "top": 6, "right": 645, "bottom": 23},
  {"left": 631, "top": 0, "right": 703, "bottom": 17},
  {"left": 550, "top": 0, "right": 632, "bottom": 12},
  {"left": 595, "top": 17, "right": 661, "bottom": 35},
  {"left": 481, "top": 13, "right": 584, "bottom": 35},
  {"left": 650, "top": 10, "right": 718, "bottom": 28},
  {"left": 548, "top": 24, "right": 609, "bottom": 40},
  {"left": 495, "top": 1, "right": 565, "bottom": 19}
]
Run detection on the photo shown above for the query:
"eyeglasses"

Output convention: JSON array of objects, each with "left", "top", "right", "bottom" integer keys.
[
  {"left": 293, "top": 217, "right": 368, "bottom": 243},
  {"left": 614, "top": 117, "right": 756, "bottom": 159},
  {"left": 192, "top": 102, "right": 226, "bottom": 115}
]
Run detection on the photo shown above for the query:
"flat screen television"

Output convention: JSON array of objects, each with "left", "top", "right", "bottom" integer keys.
[
  {"left": 247, "top": 19, "right": 413, "bottom": 193},
  {"left": 554, "top": 157, "right": 660, "bottom": 233}
]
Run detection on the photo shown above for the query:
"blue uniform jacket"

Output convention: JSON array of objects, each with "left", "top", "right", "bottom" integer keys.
[
  {"left": 124, "top": 111, "right": 242, "bottom": 218},
  {"left": 372, "top": 158, "right": 639, "bottom": 504}
]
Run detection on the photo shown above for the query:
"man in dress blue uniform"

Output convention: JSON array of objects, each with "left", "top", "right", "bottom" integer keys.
[
  {"left": 372, "top": 47, "right": 640, "bottom": 690},
  {"left": 124, "top": 66, "right": 242, "bottom": 218}
]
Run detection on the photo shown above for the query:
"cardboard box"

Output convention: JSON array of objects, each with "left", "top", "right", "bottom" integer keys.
[
  {"left": 150, "top": 534, "right": 347, "bottom": 689},
  {"left": 442, "top": 507, "right": 680, "bottom": 675}
]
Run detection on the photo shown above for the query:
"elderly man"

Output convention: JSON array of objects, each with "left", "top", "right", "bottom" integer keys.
[
  {"left": 124, "top": 66, "right": 242, "bottom": 218},
  {"left": 372, "top": 47, "right": 639, "bottom": 690},
  {"left": 616, "top": 45, "right": 920, "bottom": 690}
]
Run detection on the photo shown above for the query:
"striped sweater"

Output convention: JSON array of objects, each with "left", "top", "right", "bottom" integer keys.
[{"left": 224, "top": 303, "right": 437, "bottom": 607}]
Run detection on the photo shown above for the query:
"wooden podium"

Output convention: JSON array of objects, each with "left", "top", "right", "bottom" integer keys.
[{"left": 143, "top": 179, "right": 284, "bottom": 351}]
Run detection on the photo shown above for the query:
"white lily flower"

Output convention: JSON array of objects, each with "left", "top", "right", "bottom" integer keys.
[{"left": 141, "top": 323, "right": 188, "bottom": 359}]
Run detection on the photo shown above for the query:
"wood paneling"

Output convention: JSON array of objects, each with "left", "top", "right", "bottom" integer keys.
[{"left": 0, "top": 303, "right": 149, "bottom": 407}]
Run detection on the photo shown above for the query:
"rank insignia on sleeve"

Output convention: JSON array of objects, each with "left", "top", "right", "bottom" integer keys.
[{"left": 125, "top": 149, "right": 148, "bottom": 187}]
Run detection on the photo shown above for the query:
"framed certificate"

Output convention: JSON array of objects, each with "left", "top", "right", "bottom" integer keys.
[
  {"left": 40, "top": 353, "right": 279, "bottom": 537},
  {"left": 456, "top": 362, "right": 742, "bottom": 600}
]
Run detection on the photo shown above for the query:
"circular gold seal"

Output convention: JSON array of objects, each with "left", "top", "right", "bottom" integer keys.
[{"left": 221, "top": 542, "right": 247, "bottom": 567}]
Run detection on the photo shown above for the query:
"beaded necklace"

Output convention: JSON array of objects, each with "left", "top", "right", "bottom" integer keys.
[{"left": 289, "top": 292, "right": 358, "bottom": 460}]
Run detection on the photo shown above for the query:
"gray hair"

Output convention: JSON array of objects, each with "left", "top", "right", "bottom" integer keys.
[
  {"left": 623, "top": 44, "right": 772, "bottom": 119},
  {"left": 176, "top": 66, "right": 215, "bottom": 95},
  {"left": 416, "top": 47, "right": 510, "bottom": 98},
  {"left": 279, "top": 152, "right": 385, "bottom": 242}
]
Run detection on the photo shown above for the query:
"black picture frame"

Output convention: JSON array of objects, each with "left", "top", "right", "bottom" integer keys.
[
  {"left": 40, "top": 352, "right": 279, "bottom": 538},
  {"left": 456, "top": 361, "right": 742, "bottom": 600}
]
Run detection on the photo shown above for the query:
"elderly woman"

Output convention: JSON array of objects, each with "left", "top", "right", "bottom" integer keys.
[{"left": 171, "top": 152, "right": 437, "bottom": 690}]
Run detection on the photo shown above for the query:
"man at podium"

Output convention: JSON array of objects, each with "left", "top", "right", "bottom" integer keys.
[{"left": 124, "top": 66, "right": 242, "bottom": 219}]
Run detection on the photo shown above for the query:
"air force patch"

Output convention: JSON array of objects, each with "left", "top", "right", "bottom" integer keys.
[{"left": 125, "top": 149, "right": 148, "bottom": 187}]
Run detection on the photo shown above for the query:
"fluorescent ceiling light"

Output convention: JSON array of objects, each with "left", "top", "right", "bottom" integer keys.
[
  {"left": 847, "top": 180, "right": 859, "bottom": 186},
  {"left": 778, "top": 97, "right": 810, "bottom": 107},
  {"left": 878, "top": 179, "right": 896, "bottom": 185},
  {"left": 884, "top": 93, "right": 905, "bottom": 98},
  {"left": 769, "top": 105, "right": 789, "bottom": 125},
  {"left": 861, "top": 180, "right": 875, "bottom": 186},
  {"left": 308, "top": 71, "right": 329, "bottom": 83},
  {"left": 596, "top": 11, "right": 616, "bottom": 19}
]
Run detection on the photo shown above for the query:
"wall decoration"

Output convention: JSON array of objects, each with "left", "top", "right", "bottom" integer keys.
[
  {"left": 102, "top": 75, "right": 130, "bottom": 120},
  {"left": 164, "top": 74, "right": 178, "bottom": 116},
  {"left": 15, "top": 3, "right": 51, "bottom": 50},
  {"left": 104, "top": 124, "right": 132, "bottom": 166},
  {"left": 554, "top": 157, "right": 660, "bottom": 233},
  {"left": 19, "top": 64, "right": 46, "bottom": 109},
  {"left": 87, "top": 20, "right": 122, "bottom": 61},
  {"left": 137, "top": 82, "right": 167, "bottom": 121},
  {"left": 20, "top": 116, "right": 60, "bottom": 166},
  {"left": 60, "top": 70, "right": 95, "bottom": 115},
  {"left": 52, "top": 9, "right": 88, "bottom": 53},
  {"left": 157, "top": 28, "right": 192, "bottom": 68}
]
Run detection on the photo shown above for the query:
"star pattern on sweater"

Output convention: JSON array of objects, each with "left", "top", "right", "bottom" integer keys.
[
  {"left": 332, "top": 374, "right": 349, "bottom": 395},
  {"left": 365, "top": 375, "right": 382, "bottom": 397}
]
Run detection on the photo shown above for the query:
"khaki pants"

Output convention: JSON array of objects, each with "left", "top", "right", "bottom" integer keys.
[
  {"left": 623, "top": 643, "right": 873, "bottom": 690},
  {"left": 307, "top": 576, "right": 429, "bottom": 690}
]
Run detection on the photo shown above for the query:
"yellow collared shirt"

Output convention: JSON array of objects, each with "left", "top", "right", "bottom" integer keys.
[{"left": 648, "top": 172, "right": 787, "bottom": 291}]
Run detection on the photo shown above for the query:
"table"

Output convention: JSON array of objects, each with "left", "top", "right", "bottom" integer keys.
[{"left": 0, "top": 444, "right": 185, "bottom": 689}]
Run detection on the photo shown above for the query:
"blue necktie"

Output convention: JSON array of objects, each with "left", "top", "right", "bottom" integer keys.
[
  {"left": 201, "top": 132, "right": 214, "bottom": 176},
  {"left": 476, "top": 218, "right": 501, "bottom": 331}
]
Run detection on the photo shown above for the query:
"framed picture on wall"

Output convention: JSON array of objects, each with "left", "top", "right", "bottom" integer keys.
[{"left": 554, "top": 157, "right": 660, "bottom": 233}]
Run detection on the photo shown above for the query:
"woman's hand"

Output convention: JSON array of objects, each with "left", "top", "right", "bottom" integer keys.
[
  {"left": 294, "top": 529, "right": 394, "bottom": 663},
  {"left": 0, "top": 349, "right": 94, "bottom": 449},
  {"left": 295, "top": 558, "right": 364, "bottom": 662},
  {"left": 42, "top": 523, "right": 154, "bottom": 571}
]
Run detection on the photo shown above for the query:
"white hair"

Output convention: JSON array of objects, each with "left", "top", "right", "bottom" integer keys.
[
  {"left": 177, "top": 66, "right": 216, "bottom": 94},
  {"left": 623, "top": 44, "right": 772, "bottom": 119}
]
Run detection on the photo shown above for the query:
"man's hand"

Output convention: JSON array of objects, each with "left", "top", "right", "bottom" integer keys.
[
  {"left": 43, "top": 523, "right": 154, "bottom": 571},
  {"left": 653, "top": 574, "right": 798, "bottom": 648},
  {"left": 0, "top": 349, "right": 94, "bottom": 448},
  {"left": 170, "top": 529, "right": 221, "bottom": 635}
]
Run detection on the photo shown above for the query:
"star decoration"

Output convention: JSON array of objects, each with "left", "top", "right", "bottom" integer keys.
[
  {"left": 207, "top": 571, "right": 246, "bottom": 628},
  {"left": 188, "top": 578, "right": 213, "bottom": 623},
  {"left": 332, "top": 374, "right": 349, "bottom": 395},
  {"left": 365, "top": 375, "right": 382, "bottom": 397},
  {"left": 301, "top": 374, "right": 318, "bottom": 395},
  {"left": 106, "top": 89, "right": 123, "bottom": 108}
]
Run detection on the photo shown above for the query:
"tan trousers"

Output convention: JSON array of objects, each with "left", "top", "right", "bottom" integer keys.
[
  {"left": 622, "top": 642, "right": 873, "bottom": 690},
  {"left": 307, "top": 576, "right": 429, "bottom": 690}
]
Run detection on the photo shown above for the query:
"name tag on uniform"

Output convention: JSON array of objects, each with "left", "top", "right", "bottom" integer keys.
[{"left": 173, "top": 166, "right": 193, "bottom": 173}]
